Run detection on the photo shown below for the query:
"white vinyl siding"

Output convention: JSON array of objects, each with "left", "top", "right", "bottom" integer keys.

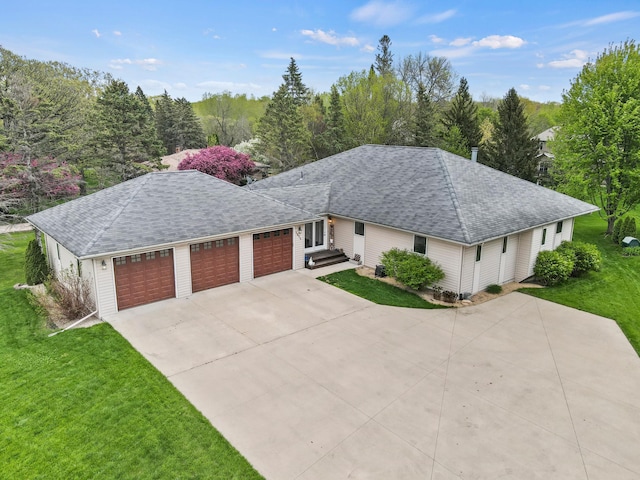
[
  {"left": 478, "top": 238, "right": 502, "bottom": 291},
  {"left": 553, "top": 218, "right": 573, "bottom": 247},
  {"left": 502, "top": 234, "right": 519, "bottom": 283},
  {"left": 363, "top": 224, "right": 413, "bottom": 267},
  {"left": 427, "top": 238, "right": 463, "bottom": 293},
  {"left": 460, "top": 246, "right": 476, "bottom": 294},
  {"left": 333, "top": 217, "right": 353, "bottom": 259},
  {"left": 239, "top": 233, "right": 253, "bottom": 282},
  {"left": 515, "top": 230, "right": 535, "bottom": 282},
  {"left": 94, "top": 256, "right": 117, "bottom": 317},
  {"left": 293, "top": 224, "right": 305, "bottom": 270},
  {"left": 174, "top": 244, "right": 192, "bottom": 297}
]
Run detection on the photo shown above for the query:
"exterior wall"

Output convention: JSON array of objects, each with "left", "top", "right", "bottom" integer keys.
[
  {"left": 502, "top": 234, "right": 519, "bottom": 283},
  {"left": 239, "top": 233, "right": 253, "bottom": 282},
  {"left": 427, "top": 238, "right": 463, "bottom": 293},
  {"left": 333, "top": 218, "right": 353, "bottom": 258},
  {"left": 553, "top": 218, "right": 573, "bottom": 248},
  {"left": 515, "top": 230, "right": 534, "bottom": 282},
  {"left": 174, "top": 244, "right": 192, "bottom": 298},
  {"left": 460, "top": 246, "right": 476, "bottom": 294},
  {"left": 292, "top": 224, "right": 305, "bottom": 270},
  {"left": 93, "top": 256, "right": 117, "bottom": 317},
  {"left": 363, "top": 223, "right": 413, "bottom": 268},
  {"left": 478, "top": 238, "right": 502, "bottom": 291}
]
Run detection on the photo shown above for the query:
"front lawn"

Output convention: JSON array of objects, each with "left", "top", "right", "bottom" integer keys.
[
  {"left": 0, "top": 232, "right": 263, "bottom": 479},
  {"left": 318, "top": 268, "right": 447, "bottom": 309},
  {"left": 520, "top": 211, "right": 640, "bottom": 355}
]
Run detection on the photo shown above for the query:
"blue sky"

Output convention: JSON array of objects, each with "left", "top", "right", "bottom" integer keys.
[{"left": 2, "top": 1, "right": 638, "bottom": 103}]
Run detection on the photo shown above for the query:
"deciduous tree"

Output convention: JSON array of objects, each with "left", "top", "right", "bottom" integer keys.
[
  {"left": 553, "top": 40, "right": 640, "bottom": 234},
  {"left": 178, "top": 145, "right": 254, "bottom": 184}
]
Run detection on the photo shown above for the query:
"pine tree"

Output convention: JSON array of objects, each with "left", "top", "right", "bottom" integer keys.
[
  {"left": 375, "top": 35, "right": 394, "bottom": 77},
  {"left": 413, "top": 83, "right": 436, "bottom": 147},
  {"left": 155, "top": 91, "right": 176, "bottom": 154},
  {"left": 323, "top": 85, "right": 347, "bottom": 155},
  {"left": 481, "top": 88, "right": 538, "bottom": 181},
  {"left": 173, "top": 97, "right": 206, "bottom": 150},
  {"left": 442, "top": 77, "right": 482, "bottom": 153},
  {"left": 282, "top": 57, "right": 309, "bottom": 106},
  {"left": 25, "top": 238, "right": 49, "bottom": 285}
]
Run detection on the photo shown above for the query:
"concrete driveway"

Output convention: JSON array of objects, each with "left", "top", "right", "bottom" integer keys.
[{"left": 107, "top": 270, "right": 640, "bottom": 480}]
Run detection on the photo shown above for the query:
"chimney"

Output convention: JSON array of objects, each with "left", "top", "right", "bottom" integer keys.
[{"left": 471, "top": 147, "right": 478, "bottom": 163}]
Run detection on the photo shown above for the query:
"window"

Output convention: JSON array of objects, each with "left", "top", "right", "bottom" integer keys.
[
  {"left": 413, "top": 235, "right": 427, "bottom": 255},
  {"left": 263, "top": 232, "right": 270, "bottom": 239},
  {"left": 191, "top": 244, "right": 200, "bottom": 253},
  {"left": 76, "top": 259, "right": 82, "bottom": 275},
  {"left": 130, "top": 254, "right": 142, "bottom": 263},
  {"left": 146, "top": 252, "right": 155, "bottom": 260},
  {"left": 159, "top": 249, "right": 170, "bottom": 257},
  {"left": 274, "top": 230, "right": 280, "bottom": 237},
  {"left": 502, "top": 237, "right": 508, "bottom": 254},
  {"left": 115, "top": 256, "right": 126, "bottom": 266},
  {"left": 556, "top": 221, "right": 563, "bottom": 234},
  {"left": 314, "top": 220, "right": 324, "bottom": 247},
  {"left": 56, "top": 243, "right": 60, "bottom": 260},
  {"left": 283, "top": 229, "right": 289, "bottom": 235},
  {"left": 203, "top": 241, "right": 212, "bottom": 249},
  {"left": 542, "top": 228, "right": 547, "bottom": 245},
  {"left": 253, "top": 233, "right": 260, "bottom": 241},
  {"left": 355, "top": 222, "right": 365, "bottom": 236},
  {"left": 215, "top": 240, "right": 224, "bottom": 248},
  {"left": 476, "top": 245, "right": 482, "bottom": 262},
  {"left": 227, "top": 238, "right": 236, "bottom": 245},
  {"left": 305, "top": 222, "right": 313, "bottom": 248}
]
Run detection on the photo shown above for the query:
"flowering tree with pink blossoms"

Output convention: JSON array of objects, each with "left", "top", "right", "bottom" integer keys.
[
  {"left": 178, "top": 146, "right": 255, "bottom": 184},
  {"left": 0, "top": 153, "right": 81, "bottom": 216}
]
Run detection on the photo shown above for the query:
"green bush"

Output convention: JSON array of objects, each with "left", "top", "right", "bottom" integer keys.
[
  {"left": 556, "top": 240, "right": 602, "bottom": 276},
  {"left": 612, "top": 217, "right": 624, "bottom": 244},
  {"left": 380, "top": 248, "right": 445, "bottom": 291},
  {"left": 533, "top": 250, "right": 574, "bottom": 286},
  {"left": 622, "top": 246, "right": 640, "bottom": 257},
  {"left": 24, "top": 238, "right": 49, "bottom": 285},
  {"left": 486, "top": 284, "right": 503, "bottom": 294},
  {"left": 624, "top": 216, "right": 637, "bottom": 240}
]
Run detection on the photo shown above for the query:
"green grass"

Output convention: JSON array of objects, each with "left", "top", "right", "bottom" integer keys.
[
  {"left": 520, "top": 210, "right": 640, "bottom": 355},
  {"left": 318, "top": 269, "right": 447, "bottom": 309},
  {"left": 0, "top": 232, "right": 263, "bottom": 479}
]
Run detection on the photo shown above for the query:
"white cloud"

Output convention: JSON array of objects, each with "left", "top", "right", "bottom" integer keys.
[
  {"left": 536, "top": 63, "right": 545, "bottom": 69},
  {"left": 350, "top": 0, "right": 413, "bottom": 27},
  {"left": 547, "top": 49, "right": 589, "bottom": 69},
  {"left": 450, "top": 37, "right": 472, "bottom": 47},
  {"left": 113, "top": 30, "right": 122, "bottom": 36},
  {"left": 417, "top": 9, "right": 456, "bottom": 24},
  {"left": 429, "top": 34, "right": 445, "bottom": 44},
  {"left": 109, "top": 58, "right": 161, "bottom": 71},
  {"left": 92, "top": 29, "right": 101, "bottom": 38},
  {"left": 196, "top": 80, "right": 262, "bottom": 91},
  {"left": 472, "top": 35, "right": 525, "bottom": 49},
  {"left": 361, "top": 44, "right": 375, "bottom": 53},
  {"left": 583, "top": 10, "right": 640, "bottom": 26},
  {"left": 173, "top": 82, "right": 188, "bottom": 90},
  {"left": 272, "top": 27, "right": 277, "bottom": 32},
  {"left": 539, "top": 85, "right": 551, "bottom": 91},
  {"left": 300, "top": 29, "right": 359, "bottom": 47},
  {"left": 520, "top": 84, "right": 530, "bottom": 91}
]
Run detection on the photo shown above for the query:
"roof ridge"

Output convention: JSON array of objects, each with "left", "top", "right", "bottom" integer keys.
[
  {"left": 81, "top": 175, "right": 152, "bottom": 256},
  {"left": 438, "top": 150, "right": 472, "bottom": 244}
]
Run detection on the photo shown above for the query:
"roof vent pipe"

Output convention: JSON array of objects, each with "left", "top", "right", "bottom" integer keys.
[{"left": 471, "top": 147, "right": 478, "bottom": 163}]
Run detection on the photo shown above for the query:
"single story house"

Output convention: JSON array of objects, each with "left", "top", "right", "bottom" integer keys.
[{"left": 27, "top": 145, "right": 598, "bottom": 318}]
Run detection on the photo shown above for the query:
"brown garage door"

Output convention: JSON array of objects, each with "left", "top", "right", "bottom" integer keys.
[
  {"left": 190, "top": 238, "right": 239, "bottom": 292},
  {"left": 114, "top": 249, "right": 175, "bottom": 310},
  {"left": 253, "top": 228, "right": 293, "bottom": 278}
]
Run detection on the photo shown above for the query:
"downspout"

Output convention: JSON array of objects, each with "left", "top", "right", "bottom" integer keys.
[{"left": 48, "top": 310, "right": 98, "bottom": 337}]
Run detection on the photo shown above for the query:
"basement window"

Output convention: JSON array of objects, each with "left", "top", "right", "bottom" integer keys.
[{"left": 413, "top": 235, "right": 427, "bottom": 255}]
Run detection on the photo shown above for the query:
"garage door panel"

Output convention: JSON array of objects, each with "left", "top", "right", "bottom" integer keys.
[
  {"left": 253, "top": 229, "right": 292, "bottom": 278},
  {"left": 190, "top": 238, "right": 239, "bottom": 292},
  {"left": 114, "top": 249, "right": 175, "bottom": 310}
]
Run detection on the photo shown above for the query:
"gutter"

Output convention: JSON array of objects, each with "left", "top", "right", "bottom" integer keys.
[{"left": 48, "top": 310, "right": 98, "bottom": 337}]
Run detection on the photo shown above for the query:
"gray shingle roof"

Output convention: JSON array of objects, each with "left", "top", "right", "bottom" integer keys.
[
  {"left": 27, "top": 170, "right": 317, "bottom": 258},
  {"left": 248, "top": 145, "right": 598, "bottom": 245}
]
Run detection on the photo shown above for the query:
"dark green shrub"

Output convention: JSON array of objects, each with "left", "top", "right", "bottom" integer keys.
[
  {"left": 486, "top": 284, "right": 503, "bottom": 294},
  {"left": 622, "top": 246, "right": 640, "bottom": 257},
  {"left": 533, "top": 250, "right": 574, "bottom": 286},
  {"left": 380, "top": 248, "right": 445, "bottom": 290},
  {"left": 612, "top": 217, "right": 624, "bottom": 244},
  {"left": 619, "top": 216, "right": 637, "bottom": 244},
  {"left": 25, "top": 239, "right": 49, "bottom": 285},
  {"left": 556, "top": 241, "right": 602, "bottom": 276}
]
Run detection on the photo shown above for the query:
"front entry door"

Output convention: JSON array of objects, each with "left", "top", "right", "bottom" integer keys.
[{"left": 304, "top": 220, "right": 325, "bottom": 252}]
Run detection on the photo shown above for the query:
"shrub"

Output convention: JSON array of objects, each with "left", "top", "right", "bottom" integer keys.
[
  {"left": 25, "top": 239, "right": 49, "bottom": 285},
  {"left": 178, "top": 146, "right": 255, "bottom": 184},
  {"left": 623, "top": 216, "right": 637, "bottom": 240},
  {"left": 533, "top": 250, "right": 574, "bottom": 286},
  {"left": 622, "top": 246, "right": 640, "bottom": 257},
  {"left": 47, "top": 268, "right": 95, "bottom": 320},
  {"left": 612, "top": 217, "right": 624, "bottom": 244},
  {"left": 556, "top": 241, "right": 602, "bottom": 276},
  {"left": 380, "top": 248, "right": 445, "bottom": 290},
  {"left": 442, "top": 290, "right": 458, "bottom": 303},
  {"left": 486, "top": 284, "right": 503, "bottom": 294}
]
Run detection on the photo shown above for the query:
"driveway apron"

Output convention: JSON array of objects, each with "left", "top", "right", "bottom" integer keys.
[{"left": 108, "top": 270, "right": 640, "bottom": 480}]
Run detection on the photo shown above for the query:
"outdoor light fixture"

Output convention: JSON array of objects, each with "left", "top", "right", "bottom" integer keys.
[
  {"left": 101, "top": 260, "right": 107, "bottom": 270},
  {"left": 328, "top": 216, "right": 333, "bottom": 224}
]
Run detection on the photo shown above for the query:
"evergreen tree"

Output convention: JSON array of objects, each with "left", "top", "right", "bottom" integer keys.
[
  {"left": 481, "top": 88, "right": 538, "bottom": 181},
  {"left": 25, "top": 238, "right": 49, "bottom": 285},
  {"left": 442, "top": 77, "right": 482, "bottom": 153},
  {"left": 92, "top": 80, "right": 163, "bottom": 181},
  {"left": 323, "top": 85, "right": 346, "bottom": 155},
  {"left": 173, "top": 97, "right": 206, "bottom": 150},
  {"left": 256, "top": 84, "right": 311, "bottom": 171},
  {"left": 155, "top": 91, "right": 176, "bottom": 154},
  {"left": 413, "top": 83, "right": 436, "bottom": 147},
  {"left": 612, "top": 216, "right": 624, "bottom": 244},
  {"left": 282, "top": 57, "right": 309, "bottom": 106},
  {"left": 375, "top": 35, "right": 394, "bottom": 77}
]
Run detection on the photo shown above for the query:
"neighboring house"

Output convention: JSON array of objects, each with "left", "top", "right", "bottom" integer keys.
[
  {"left": 27, "top": 145, "right": 597, "bottom": 318},
  {"left": 534, "top": 127, "right": 558, "bottom": 185}
]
